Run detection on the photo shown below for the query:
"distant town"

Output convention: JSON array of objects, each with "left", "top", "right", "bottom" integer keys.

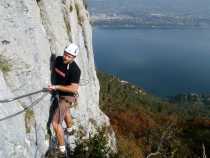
[{"left": 91, "top": 13, "right": 210, "bottom": 28}]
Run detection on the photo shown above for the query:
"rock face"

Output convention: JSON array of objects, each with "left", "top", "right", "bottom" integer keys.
[{"left": 0, "top": 0, "right": 115, "bottom": 157}]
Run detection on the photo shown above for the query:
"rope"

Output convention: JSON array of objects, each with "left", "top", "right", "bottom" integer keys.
[
  {"left": 0, "top": 88, "right": 48, "bottom": 103},
  {"left": 0, "top": 93, "right": 48, "bottom": 122}
]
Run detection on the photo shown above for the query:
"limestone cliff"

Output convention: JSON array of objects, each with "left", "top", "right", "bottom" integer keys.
[{"left": 0, "top": 0, "right": 115, "bottom": 157}]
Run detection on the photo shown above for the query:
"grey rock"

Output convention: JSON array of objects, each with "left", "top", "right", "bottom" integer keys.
[{"left": 0, "top": 0, "right": 116, "bottom": 157}]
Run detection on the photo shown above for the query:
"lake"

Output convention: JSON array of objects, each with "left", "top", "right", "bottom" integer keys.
[{"left": 92, "top": 27, "right": 210, "bottom": 97}]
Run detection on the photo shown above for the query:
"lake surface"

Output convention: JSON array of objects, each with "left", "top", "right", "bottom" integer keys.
[{"left": 92, "top": 27, "right": 210, "bottom": 97}]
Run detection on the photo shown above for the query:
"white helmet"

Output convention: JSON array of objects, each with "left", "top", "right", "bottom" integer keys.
[{"left": 64, "top": 43, "right": 79, "bottom": 57}]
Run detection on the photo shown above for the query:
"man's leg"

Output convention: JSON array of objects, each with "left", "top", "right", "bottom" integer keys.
[
  {"left": 47, "top": 98, "right": 58, "bottom": 135},
  {"left": 63, "top": 96, "right": 76, "bottom": 135},
  {"left": 64, "top": 110, "right": 76, "bottom": 135},
  {"left": 52, "top": 121, "right": 65, "bottom": 145},
  {"left": 64, "top": 110, "right": 72, "bottom": 128},
  {"left": 52, "top": 99, "right": 67, "bottom": 155}
]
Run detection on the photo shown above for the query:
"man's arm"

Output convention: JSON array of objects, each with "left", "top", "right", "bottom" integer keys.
[{"left": 48, "top": 83, "right": 79, "bottom": 93}]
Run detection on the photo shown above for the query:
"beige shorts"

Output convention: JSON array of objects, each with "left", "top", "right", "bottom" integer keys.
[{"left": 52, "top": 96, "right": 76, "bottom": 124}]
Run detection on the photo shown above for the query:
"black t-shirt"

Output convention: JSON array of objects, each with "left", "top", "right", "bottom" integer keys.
[{"left": 54, "top": 56, "right": 81, "bottom": 96}]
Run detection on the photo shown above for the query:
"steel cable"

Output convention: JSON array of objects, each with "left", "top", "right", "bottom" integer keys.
[
  {"left": 0, "top": 93, "right": 48, "bottom": 122},
  {"left": 0, "top": 88, "right": 48, "bottom": 103}
]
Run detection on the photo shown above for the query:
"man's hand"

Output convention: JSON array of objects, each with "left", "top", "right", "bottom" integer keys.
[
  {"left": 48, "top": 84, "right": 57, "bottom": 92},
  {"left": 48, "top": 84, "right": 79, "bottom": 93}
]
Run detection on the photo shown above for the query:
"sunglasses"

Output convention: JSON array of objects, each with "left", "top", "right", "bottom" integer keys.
[{"left": 63, "top": 51, "right": 75, "bottom": 58}]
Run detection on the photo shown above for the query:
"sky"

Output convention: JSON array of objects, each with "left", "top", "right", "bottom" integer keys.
[{"left": 87, "top": 0, "right": 210, "bottom": 17}]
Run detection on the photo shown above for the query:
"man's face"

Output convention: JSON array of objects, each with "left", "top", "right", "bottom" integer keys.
[{"left": 63, "top": 51, "right": 75, "bottom": 64}]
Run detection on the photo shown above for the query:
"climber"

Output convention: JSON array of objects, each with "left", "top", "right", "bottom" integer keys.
[{"left": 47, "top": 43, "right": 81, "bottom": 157}]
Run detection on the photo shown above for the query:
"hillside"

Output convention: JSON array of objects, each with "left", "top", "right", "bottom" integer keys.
[{"left": 97, "top": 71, "right": 210, "bottom": 158}]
